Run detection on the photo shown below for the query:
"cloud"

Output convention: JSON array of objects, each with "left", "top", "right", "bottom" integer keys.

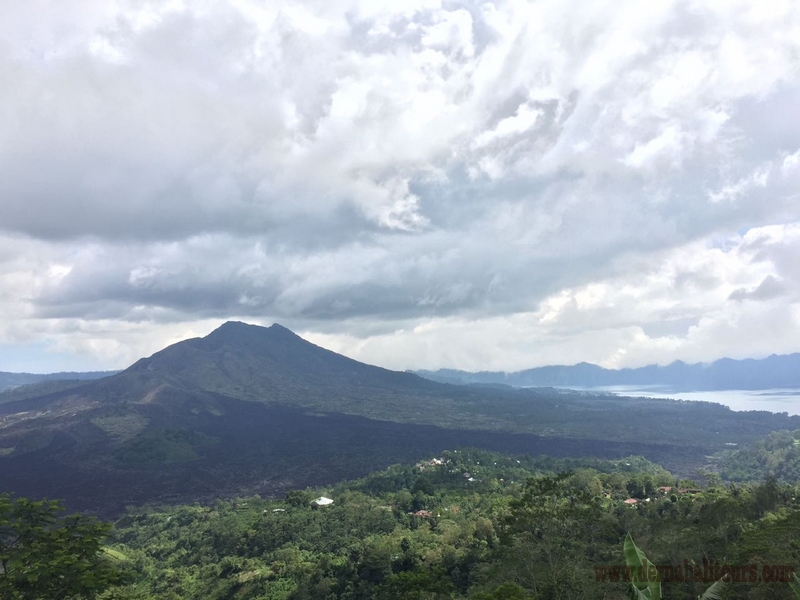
[
  {"left": 0, "top": 0, "right": 799, "bottom": 371},
  {"left": 308, "top": 224, "right": 800, "bottom": 371},
  {"left": 729, "top": 275, "right": 788, "bottom": 302}
]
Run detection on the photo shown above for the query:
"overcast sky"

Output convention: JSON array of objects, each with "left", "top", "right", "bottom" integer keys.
[{"left": 1, "top": 0, "right": 800, "bottom": 373}]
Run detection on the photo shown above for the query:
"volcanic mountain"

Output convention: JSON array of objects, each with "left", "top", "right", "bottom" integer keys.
[
  {"left": 119, "top": 321, "right": 445, "bottom": 411},
  {"left": 0, "top": 322, "right": 495, "bottom": 431},
  {"left": 1, "top": 322, "right": 798, "bottom": 515}
]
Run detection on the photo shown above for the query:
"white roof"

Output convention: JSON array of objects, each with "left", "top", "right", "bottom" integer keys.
[{"left": 314, "top": 496, "right": 334, "bottom": 506}]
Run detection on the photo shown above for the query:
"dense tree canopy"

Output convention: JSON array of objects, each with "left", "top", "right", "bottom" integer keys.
[
  {"left": 46, "top": 448, "right": 796, "bottom": 599},
  {"left": 0, "top": 495, "right": 123, "bottom": 600},
  {"left": 6, "top": 443, "right": 800, "bottom": 599}
]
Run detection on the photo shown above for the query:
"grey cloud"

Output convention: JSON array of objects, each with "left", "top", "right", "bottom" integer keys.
[
  {"left": 729, "top": 275, "right": 788, "bottom": 302},
  {"left": 0, "top": 4, "right": 345, "bottom": 241},
  {"left": 673, "top": 270, "right": 721, "bottom": 292},
  {"left": 640, "top": 317, "right": 700, "bottom": 339}
]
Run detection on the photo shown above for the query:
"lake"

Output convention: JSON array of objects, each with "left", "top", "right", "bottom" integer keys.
[{"left": 581, "top": 386, "right": 800, "bottom": 416}]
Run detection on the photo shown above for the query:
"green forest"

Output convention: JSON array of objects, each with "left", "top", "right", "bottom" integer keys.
[
  {"left": 5, "top": 447, "right": 800, "bottom": 600},
  {"left": 720, "top": 430, "right": 800, "bottom": 483}
]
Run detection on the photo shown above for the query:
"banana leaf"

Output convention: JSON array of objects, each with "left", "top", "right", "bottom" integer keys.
[
  {"left": 623, "top": 533, "right": 661, "bottom": 600},
  {"left": 697, "top": 574, "right": 730, "bottom": 600},
  {"left": 789, "top": 572, "right": 800, "bottom": 598}
]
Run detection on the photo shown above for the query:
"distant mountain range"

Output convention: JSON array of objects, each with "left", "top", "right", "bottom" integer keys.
[
  {"left": 0, "top": 370, "right": 117, "bottom": 391},
  {"left": 1, "top": 322, "right": 798, "bottom": 515},
  {"left": 6, "top": 345, "right": 797, "bottom": 395},
  {"left": 416, "top": 353, "right": 800, "bottom": 391}
]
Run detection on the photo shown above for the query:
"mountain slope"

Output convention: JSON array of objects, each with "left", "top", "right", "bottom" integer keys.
[{"left": 417, "top": 353, "right": 800, "bottom": 390}]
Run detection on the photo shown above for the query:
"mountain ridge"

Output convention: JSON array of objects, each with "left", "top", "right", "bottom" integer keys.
[
  {"left": 0, "top": 369, "right": 117, "bottom": 392},
  {"left": 5, "top": 326, "right": 799, "bottom": 393},
  {"left": 416, "top": 352, "right": 800, "bottom": 390}
]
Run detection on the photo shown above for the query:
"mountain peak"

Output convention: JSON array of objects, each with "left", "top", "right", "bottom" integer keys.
[
  {"left": 199, "top": 321, "right": 303, "bottom": 352},
  {"left": 209, "top": 321, "right": 294, "bottom": 335},
  {"left": 213, "top": 320, "right": 269, "bottom": 331}
]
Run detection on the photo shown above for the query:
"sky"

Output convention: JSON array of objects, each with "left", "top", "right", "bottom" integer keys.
[{"left": 1, "top": 0, "right": 800, "bottom": 374}]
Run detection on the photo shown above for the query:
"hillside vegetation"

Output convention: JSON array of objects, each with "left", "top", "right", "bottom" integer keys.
[
  {"left": 720, "top": 429, "right": 800, "bottom": 483},
  {"left": 93, "top": 449, "right": 800, "bottom": 600}
]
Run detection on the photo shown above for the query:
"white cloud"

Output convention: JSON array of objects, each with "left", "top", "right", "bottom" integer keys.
[{"left": 782, "top": 148, "right": 800, "bottom": 174}]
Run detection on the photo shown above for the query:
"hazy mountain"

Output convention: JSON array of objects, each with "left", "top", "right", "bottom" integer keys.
[
  {"left": 0, "top": 379, "right": 107, "bottom": 406},
  {"left": 0, "top": 369, "right": 116, "bottom": 391},
  {"left": 416, "top": 353, "right": 800, "bottom": 391},
  {"left": 1, "top": 321, "right": 798, "bottom": 515}
]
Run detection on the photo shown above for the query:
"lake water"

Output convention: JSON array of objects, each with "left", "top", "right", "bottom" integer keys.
[{"left": 579, "top": 386, "right": 800, "bottom": 416}]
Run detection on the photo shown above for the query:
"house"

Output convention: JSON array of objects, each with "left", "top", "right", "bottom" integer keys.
[
  {"left": 658, "top": 486, "right": 673, "bottom": 493},
  {"left": 313, "top": 496, "right": 334, "bottom": 507},
  {"left": 623, "top": 498, "right": 638, "bottom": 505},
  {"left": 415, "top": 457, "right": 446, "bottom": 471},
  {"left": 410, "top": 510, "right": 434, "bottom": 518}
]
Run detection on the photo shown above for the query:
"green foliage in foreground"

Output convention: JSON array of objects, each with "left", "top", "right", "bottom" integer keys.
[
  {"left": 85, "top": 448, "right": 800, "bottom": 600},
  {"left": 0, "top": 495, "right": 124, "bottom": 599},
  {"left": 8, "top": 448, "right": 800, "bottom": 599},
  {"left": 623, "top": 533, "right": 730, "bottom": 600}
]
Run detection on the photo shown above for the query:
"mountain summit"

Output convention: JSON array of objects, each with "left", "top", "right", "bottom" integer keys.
[{"left": 121, "top": 321, "right": 430, "bottom": 405}]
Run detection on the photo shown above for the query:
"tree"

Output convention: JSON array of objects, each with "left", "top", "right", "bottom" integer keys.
[
  {"left": 473, "top": 583, "right": 532, "bottom": 599},
  {"left": 704, "top": 472, "right": 723, "bottom": 491},
  {"left": 375, "top": 568, "right": 457, "bottom": 600},
  {"left": 502, "top": 473, "right": 602, "bottom": 597},
  {"left": 0, "top": 495, "right": 123, "bottom": 600},
  {"left": 283, "top": 490, "right": 313, "bottom": 507}
]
